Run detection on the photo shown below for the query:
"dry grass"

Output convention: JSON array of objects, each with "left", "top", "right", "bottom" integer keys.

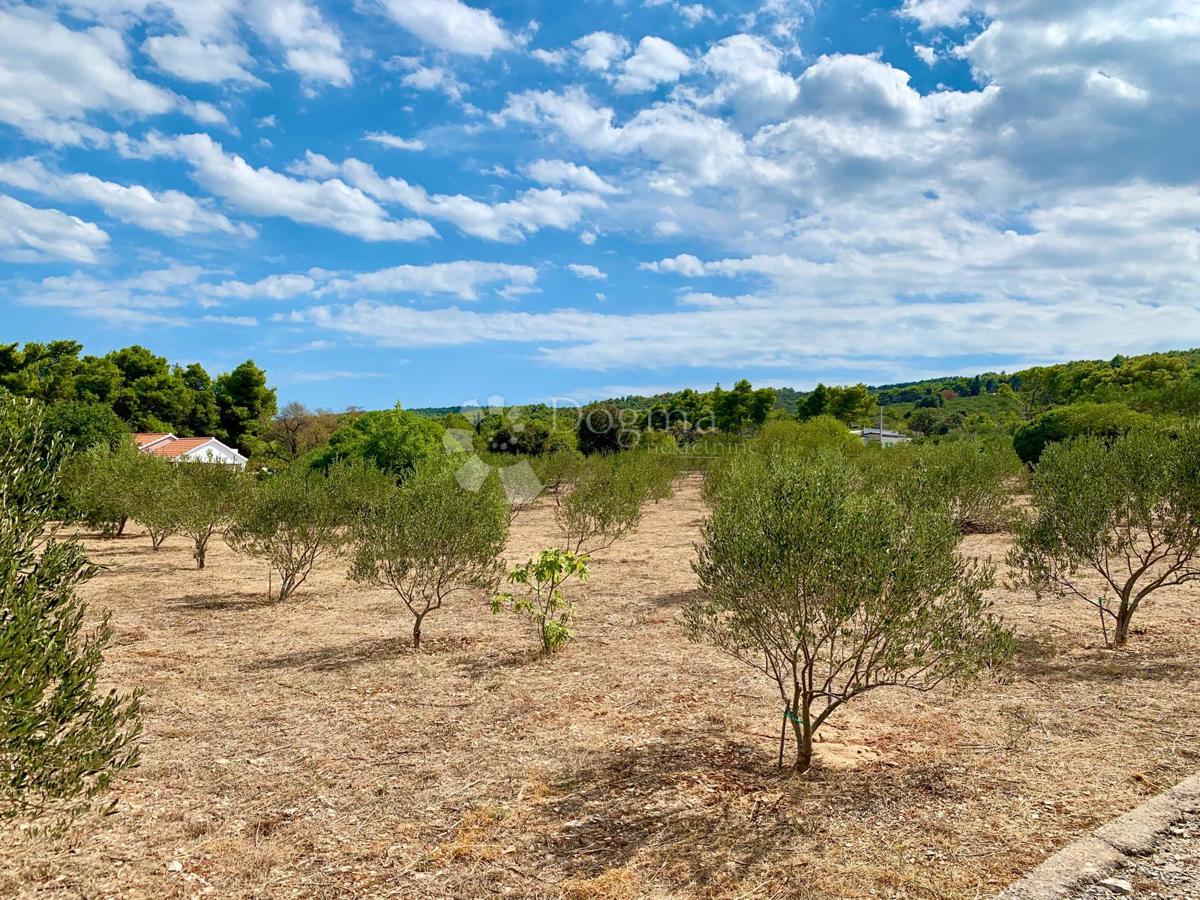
[{"left": 2, "top": 473, "right": 1198, "bottom": 898}]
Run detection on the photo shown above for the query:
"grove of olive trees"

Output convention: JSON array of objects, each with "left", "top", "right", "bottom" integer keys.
[{"left": 5, "top": 357, "right": 1200, "bottom": 896}]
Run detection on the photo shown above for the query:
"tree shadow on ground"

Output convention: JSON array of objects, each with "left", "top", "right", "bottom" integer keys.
[
  {"left": 529, "top": 736, "right": 961, "bottom": 891},
  {"left": 244, "top": 635, "right": 471, "bottom": 673},
  {"left": 75, "top": 531, "right": 143, "bottom": 543},
  {"left": 167, "top": 591, "right": 270, "bottom": 612},
  {"left": 95, "top": 559, "right": 194, "bottom": 578},
  {"left": 1013, "top": 642, "right": 1196, "bottom": 684},
  {"left": 88, "top": 539, "right": 175, "bottom": 557},
  {"left": 648, "top": 588, "right": 702, "bottom": 608},
  {"left": 454, "top": 645, "right": 545, "bottom": 680}
]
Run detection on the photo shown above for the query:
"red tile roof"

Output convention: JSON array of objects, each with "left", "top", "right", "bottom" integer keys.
[
  {"left": 134, "top": 433, "right": 245, "bottom": 463},
  {"left": 147, "top": 437, "right": 214, "bottom": 459},
  {"left": 134, "top": 432, "right": 173, "bottom": 447}
]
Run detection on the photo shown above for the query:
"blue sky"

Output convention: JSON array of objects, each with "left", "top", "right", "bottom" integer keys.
[{"left": 1, "top": 0, "right": 1198, "bottom": 410}]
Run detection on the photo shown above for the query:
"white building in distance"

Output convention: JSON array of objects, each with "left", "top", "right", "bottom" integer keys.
[
  {"left": 854, "top": 427, "right": 912, "bottom": 448},
  {"left": 134, "top": 433, "right": 248, "bottom": 467}
]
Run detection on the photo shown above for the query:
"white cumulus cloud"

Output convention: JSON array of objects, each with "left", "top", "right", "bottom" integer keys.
[
  {"left": 0, "top": 158, "right": 254, "bottom": 238},
  {"left": 0, "top": 195, "right": 109, "bottom": 263},
  {"left": 524, "top": 159, "right": 622, "bottom": 195},
  {"left": 574, "top": 32, "right": 631, "bottom": 72},
  {"left": 615, "top": 37, "right": 692, "bottom": 93},
  {"left": 568, "top": 263, "right": 607, "bottom": 280},
  {"left": 136, "top": 133, "right": 435, "bottom": 242},
  {"left": 376, "top": 0, "right": 512, "bottom": 57},
  {"left": 364, "top": 132, "right": 426, "bottom": 151}
]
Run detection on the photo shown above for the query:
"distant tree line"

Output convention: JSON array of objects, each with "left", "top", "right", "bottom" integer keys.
[
  {"left": 8, "top": 337, "right": 1200, "bottom": 472},
  {"left": 0, "top": 341, "right": 276, "bottom": 453}
]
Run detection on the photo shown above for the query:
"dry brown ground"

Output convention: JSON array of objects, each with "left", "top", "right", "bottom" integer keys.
[{"left": 2, "top": 473, "right": 1198, "bottom": 899}]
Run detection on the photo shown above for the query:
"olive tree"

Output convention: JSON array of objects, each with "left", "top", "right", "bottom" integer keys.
[
  {"left": 60, "top": 441, "right": 143, "bottom": 537},
  {"left": 924, "top": 438, "right": 1023, "bottom": 534},
  {"left": 864, "top": 438, "right": 1022, "bottom": 535},
  {"left": 555, "top": 454, "right": 658, "bottom": 555},
  {"left": 1, "top": 397, "right": 141, "bottom": 830},
  {"left": 687, "top": 449, "right": 1010, "bottom": 772},
  {"left": 1009, "top": 427, "right": 1200, "bottom": 647},
  {"left": 227, "top": 462, "right": 386, "bottom": 602},
  {"left": 350, "top": 460, "right": 508, "bottom": 649},
  {"left": 533, "top": 449, "right": 586, "bottom": 495},
  {"left": 127, "top": 454, "right": 183, "bottom": 551},
  {"left": 175, "top": 461, "right": 242, "bottom": 569}
]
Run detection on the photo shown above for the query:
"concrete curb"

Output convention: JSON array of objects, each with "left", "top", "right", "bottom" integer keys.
[{"left": 996, "top": 773, "right": 1200, "bottom": 899}]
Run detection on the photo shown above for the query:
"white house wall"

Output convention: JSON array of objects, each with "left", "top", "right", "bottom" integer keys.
[{"left": 178, "top": 444, "right": 247, "bottom": 467}]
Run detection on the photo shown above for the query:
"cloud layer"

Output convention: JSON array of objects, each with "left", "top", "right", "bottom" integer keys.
[{"left": 1, "top": 0, "right": 1197, "bottom": 400}]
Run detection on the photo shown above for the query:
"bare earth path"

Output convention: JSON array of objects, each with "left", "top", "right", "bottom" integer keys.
[{"left": 2, "top": 474, "right": 1198, "bottom": 898}]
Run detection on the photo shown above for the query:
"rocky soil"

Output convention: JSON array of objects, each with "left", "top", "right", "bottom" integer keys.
[{"left": 1076, "top": 812, "right": 1200, "bottom": 900}]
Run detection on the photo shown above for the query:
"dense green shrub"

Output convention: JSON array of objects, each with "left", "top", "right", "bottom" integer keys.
[
  {"left": 576, "top": 403, "right": 638, "bottom": 454},
  {"left": 0, "top": 397, "right": 141, "bottom": 830},
  {"left": 1009, "top": 426, "right": 1200, "bottom": 647},
  {"left": 1013, "top": 402, "right": 1150, "bottom": 465},
  {"left": 688, "top": 449, "right": 1010, "bottom": 772},
  {"left": 310, "top": 405, "right": 444, "bottom": 478},
  {"left": 636, "top": 429, "right": 678, "bottom": 453},
  {"left": 351, "top": 460, "right": 508, "bottom": 648}
]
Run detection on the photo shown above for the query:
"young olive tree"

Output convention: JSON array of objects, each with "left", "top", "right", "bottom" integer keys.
[
  {"left": 60, "top": 441, "right": 143, "bottom": 537},
  {"left": 555, "top": 454, "right": 657, "bottom": 555},
  {"left": 175, "top": 461, "right": 242, "bottom": 569},
  {"left": 533, "top": 449, "right": 586, "bottom": 496},
  {"left": 632, "top": 449, "right": 683, "bottom": 504},
  {"left": 866, "top": 438, "right": 1022, "bottom": 535},
  {"left": 350, "top": 460, "right": 509, "bottom": 649},
  {"left": 925, "top": 438, "right": 1023, "bottom": 534},
  {"left": 492, "top": 549, "right": 590, "bottom": 654},
  {"left": 1009, "top": 427, "right": 1200, "bottom": 647},
  {"left": 506, "top": 454, "right": 663, "bottom": 653},
  {"left": 1, "top": 397, "right": 141, "bottom": 830},
  {"left": 688, "top": 449, "right": 1010, "bottom": 772},
  {"left": 126, "top": 453, "right": 182, "bottom": 551},
  {"left": 227, "top": 462, "right": 386, "bottom": 602}
]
